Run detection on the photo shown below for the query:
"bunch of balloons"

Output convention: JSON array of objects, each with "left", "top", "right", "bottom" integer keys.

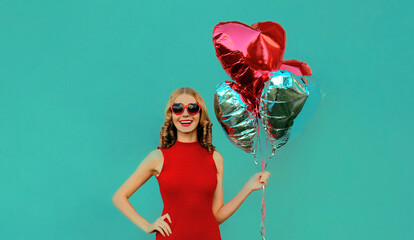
[{"left": 212, "top": 21, "right": 319, "bottom": 239}]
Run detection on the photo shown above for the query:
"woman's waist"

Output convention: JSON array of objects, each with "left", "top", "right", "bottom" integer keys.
[
  {"left": 162, "top": 206, "right": 215, "bottom": 218},
  {"left": 157, "top": 212, "right": 219, "bottom": 233},
  {"left": 156, "top": 208, "right": 221, "bottom": 240}
]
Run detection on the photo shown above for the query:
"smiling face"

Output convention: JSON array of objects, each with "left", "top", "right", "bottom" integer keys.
[{"left": 171, "top": 94, "right": 200, "bottom": 134}]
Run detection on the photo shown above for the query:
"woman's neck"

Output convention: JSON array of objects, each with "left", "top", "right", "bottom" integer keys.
[{"left": 176, "top": 131, "right": 198, "bottom": 143}]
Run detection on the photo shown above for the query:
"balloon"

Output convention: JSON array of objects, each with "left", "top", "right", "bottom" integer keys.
[
  {"left": 280, "top": 59, "right": 312, "bottom": 76},
  {"left": 214, "top": 80, "right": 258, "bottom": 154},
  {"left": 212, "top": 21, "right": 316, "bottom": 153},
  {"left": 288, "top": 75, "right": 321, "bottom": 141},
  {"left": 212, "top": 20, "right": 317, "bottom": 240},
  {"left": 259, "top": 70, "right": 309, "bottom": 149},
  {"left": 214, "top": 70, "right": 314, "bottom": 154},
  {"left": 213, "top": 21, "right": 286, "bottom": 107}
]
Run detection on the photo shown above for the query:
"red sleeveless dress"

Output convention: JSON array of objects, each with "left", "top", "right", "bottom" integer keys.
[{"left": 155, "top": 140, "right": 222, "bottom": 240}]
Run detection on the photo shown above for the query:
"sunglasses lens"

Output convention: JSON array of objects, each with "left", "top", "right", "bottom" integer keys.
[
  {"left": 172, "top": 103, "right": 184, "bottom": 114},
  {"left": 188, "top": 104, "right": 200, "bottom": 114}
]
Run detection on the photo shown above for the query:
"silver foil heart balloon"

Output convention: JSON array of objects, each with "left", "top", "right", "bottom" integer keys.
[
  {"left": 259, "top": 70, "right": 309, "bottom": 149},
  {"left": 214, "top": 71, "right": 311, "bottom": 155},
  {"left": 214, "top": 80, "right": 258, "bottom": 154}
]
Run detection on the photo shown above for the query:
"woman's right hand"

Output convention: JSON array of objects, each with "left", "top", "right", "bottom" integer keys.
[{"left": 144, "top": 213, "right": 172, "bottom": 237}]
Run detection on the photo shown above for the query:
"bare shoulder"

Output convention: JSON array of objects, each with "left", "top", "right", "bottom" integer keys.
[
  {"left": 212, "top": 150, "right": 224, "bottom": 174},
  {"left": 141, "top": 149, "right": 163, "bottom": 169},
  {"left": 213, "top": 150, "right": 223, "bottom": 162},
  {"left": 147, "top": 149, "right": 163, "bottom": 160}
]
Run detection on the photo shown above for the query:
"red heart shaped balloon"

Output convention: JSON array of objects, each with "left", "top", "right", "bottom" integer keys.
[
  {"left": 280, "top": 59, "right": 312, "bottom": 76},
  {"left": 213, "top": 21, "right": 286, "bottom": 103}
]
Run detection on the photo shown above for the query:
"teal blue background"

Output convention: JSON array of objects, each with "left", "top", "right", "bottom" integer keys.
[{"left": 1, "top": 0, "right": 413, "bottom": 239}]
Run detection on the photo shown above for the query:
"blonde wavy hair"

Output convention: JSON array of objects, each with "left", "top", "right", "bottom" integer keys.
[{"left": 160, "top": 87, "right": 215, "bottom": 153}]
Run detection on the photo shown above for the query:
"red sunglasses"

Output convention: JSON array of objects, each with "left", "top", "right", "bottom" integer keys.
[{"left": 170, "top": 103, "right": 201, "bottom": 115}]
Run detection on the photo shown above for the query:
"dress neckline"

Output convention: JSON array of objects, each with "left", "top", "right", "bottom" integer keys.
[{"left": 176, "top": 140, "right": 199, "bottom": 144}]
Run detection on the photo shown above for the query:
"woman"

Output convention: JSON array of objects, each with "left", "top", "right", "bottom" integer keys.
[{"left": 112, "top": 87, "right": 270, "bottom": 239}]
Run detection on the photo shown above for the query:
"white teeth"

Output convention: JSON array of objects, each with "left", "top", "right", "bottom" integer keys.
[{"left": 180, "top": 120, "right": 192, "bottom": 124}]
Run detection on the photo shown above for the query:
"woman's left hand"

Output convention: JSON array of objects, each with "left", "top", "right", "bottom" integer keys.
[{"left": 244, "top": 171, "right": 271, "bottom": 192}]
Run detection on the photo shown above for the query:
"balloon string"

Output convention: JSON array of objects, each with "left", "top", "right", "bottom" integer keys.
[
  {"left": 263, "top": 137, "right": 268, "bottom": 238},
  {"left": 256, "top": 117, "right": 266, "bottom": 240}
]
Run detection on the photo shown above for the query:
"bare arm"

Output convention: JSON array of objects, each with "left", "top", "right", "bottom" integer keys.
[
  {"left": 212, "top": 150, "right": 270, "bottom": 225},
  {"left": 112, "top": 149, "right": 171, "bottom": 235}
]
